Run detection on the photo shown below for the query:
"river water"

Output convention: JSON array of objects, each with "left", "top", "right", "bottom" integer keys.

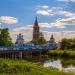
[{"left": 42, "top": 58, "right": 75, "bottom": 73}]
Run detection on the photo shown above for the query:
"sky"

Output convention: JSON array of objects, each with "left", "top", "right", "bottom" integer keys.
[{"left": 0, "top": 0, "right": 75, "bottom": 42}]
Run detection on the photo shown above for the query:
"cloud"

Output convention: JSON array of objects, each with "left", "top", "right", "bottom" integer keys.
[
  {"left": 51, "top": 7, "right": 75, "bottom": 17},
  {"left": 57, "top": 0, "right": 75, "bottom": 2},
  {"left": 56, "top": 10, "right": 75, "bottom": 17},
  {"left": 62, "top": 31, "right": 75, "bottom": 38},
  {"left": 10, "top": 25, "right": 33, "bottom": 43},
  {"left": 59, "top": 16, "right": 75, "bottom": 25},
  {"left": 38, "top": 20, "right": 66, "bottom": 29},
  {"left": 36, "top": 10, "right": 53, "bottom": 16},
  {"left": 42, "top": 31, "right": 63, "bottom": 42},
  {"left": 45, "top": 16, "right": 75, "bottom": 28},
  {"left": 37, "top": 5, "right": 49, "bottom": 9},
  {"left": 38, "top": 16, "right": 75, "bottom": 29},
  {"left": 0, "top": 16, "right": 18, "bottom": 24},
  {"left": 39, "top": 23, "right": 53, "bottom": 28},
  {"left": 42, "top": 30, "right": 75, "bottom": 42},
  {"left": 36, "top": 5, "right": 54, "bottom": 16},
  {"left": 36, "top": 6, "right": 75, "bottom": 17}
]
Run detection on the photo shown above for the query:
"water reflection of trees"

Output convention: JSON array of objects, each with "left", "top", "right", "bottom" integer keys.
[
  {"left": 48, "top": 57, "right": 75, "bottom": 68},
  {"left": 61, "top": 58, "right": 75, "bottom": 68}
]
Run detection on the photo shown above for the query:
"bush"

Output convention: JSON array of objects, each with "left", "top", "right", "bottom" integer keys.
[{"left": 0, "top": 58, "right": 74, "bottom": 75}]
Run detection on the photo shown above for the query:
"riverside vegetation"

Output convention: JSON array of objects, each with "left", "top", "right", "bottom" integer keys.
[
  {"left": 0, "top": 58, "right": 74, "bottom": 75},
  {"left": 48, "top": 50, "right": 75, "bottom": 58}
]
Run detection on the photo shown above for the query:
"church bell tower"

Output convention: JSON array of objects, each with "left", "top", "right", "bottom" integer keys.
[
  {"left": 33, "top": 17, "right": 40, "bottom": 44},
  {"left": 49, "top": 34, "right": 55, "bottom": 43}
]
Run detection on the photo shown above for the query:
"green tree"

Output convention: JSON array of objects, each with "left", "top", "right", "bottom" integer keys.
[
  {"left": 0, "top": 28, "right": 13, "bottom": 46},
  {"left": 60, "top": 38, "right": 71, "bottom": 50},
  {"left": 37, "top": 32, "right": 47, "bottom": 44},
  {"left": 37, "top": 37, "right": 46, "bottom": 45}
]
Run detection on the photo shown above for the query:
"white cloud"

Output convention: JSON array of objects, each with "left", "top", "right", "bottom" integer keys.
[
  {"left": 39, "top": 23, "right": 53, "bottom": 28},
  {"left": 37, "top": 5, "right": 49, "bottom": 9},
  {"left": 59, "top": 16, "right": 75, "bottom": 25},
  {"left": 0, "top": 16, "right": 18, "bottom": 24},
  {"left": 36, "top": 10, "right": 53, "bottom": 16},
  {"left": 48, "top": 16, "right": 75, "bottom": 28},
  {"left": 56, "top": 10, "right": 75, "bottom": 17},
  {"left": 51, "top": 7, "right": 75, "bottom": 17},
  {"left": 38, "top": 21, "right": 66, "bottom": 29},
  {"left": 10, "top": 25, "right": 33, "bottom": 43},
  {"left": 57, "top": 0, "right": 75, "bottom": 2},
  {"left": 36, "top": 6, "right": 75, "bottom": 17},
  {"left": 37, "top": 16, "right": 75, "bottom": 29}
]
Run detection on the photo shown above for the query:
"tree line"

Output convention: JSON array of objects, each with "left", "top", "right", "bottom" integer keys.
[{"left": 60, "top": 38, "right": 75, "bottom": 50}]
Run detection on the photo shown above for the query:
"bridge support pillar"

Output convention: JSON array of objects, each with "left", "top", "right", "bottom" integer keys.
[
  {"left": 30, "top": 51, "right": 32, "bottom": 58},
  {"left": 19, "top": 51, "right": 22, "bottom": 59},
  {"left": 25, "top": 51, "right": 29, "bottom": 58},
  {"left": 39, "top": 51, "right": 41, "bottom": 58}
]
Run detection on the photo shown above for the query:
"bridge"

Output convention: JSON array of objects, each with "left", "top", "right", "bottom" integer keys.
[{"left": 0, "top": 44, "right": 57, "bottom": 59}]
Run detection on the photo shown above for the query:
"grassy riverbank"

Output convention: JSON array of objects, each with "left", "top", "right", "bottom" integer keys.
[
  {"left": 48, "top": 50, "right": 75, "bottom": 58},
  {"left": 0, "top": 58, "right": 74, "bottom": 75}
]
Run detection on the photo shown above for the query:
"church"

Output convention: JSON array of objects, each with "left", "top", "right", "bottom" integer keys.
[{"left": 15, "top": 17, "right": 57, "bottom": 49}]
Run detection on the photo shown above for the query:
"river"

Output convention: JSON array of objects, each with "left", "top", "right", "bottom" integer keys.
[{"left": 42, "top": 57, "right": 75, "bottom": 73}]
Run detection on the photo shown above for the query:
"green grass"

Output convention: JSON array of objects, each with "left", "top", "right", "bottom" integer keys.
[
  {"left": 0, "top": 58, "right": 74, "bottom": 75},
  {"left": 48, "top": 49, "right": 75, "bottom": 58}
]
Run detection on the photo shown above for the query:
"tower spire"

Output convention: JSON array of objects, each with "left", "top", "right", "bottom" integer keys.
[
  {"left": 50, "top": 34, "right": 54, "bottom": 39},
  {"left": 50, "top": 34, "right": 55, "bottom": 43},
  {"left": 34, "top": 17, "right": 38, "bottom": 25},
  {"left": 35, "top": 17, "right": 37, "bottom": 22},
  {"left": 33, "top": 17, "right": 40, "bottom": 44}
]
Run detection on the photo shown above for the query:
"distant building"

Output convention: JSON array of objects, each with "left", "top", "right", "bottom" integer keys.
[{"left": 15, "top": 33, "right": 25, "bottom": 46}]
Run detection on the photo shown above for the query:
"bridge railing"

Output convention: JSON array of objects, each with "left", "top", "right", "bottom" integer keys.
[{"left": 0, "top": 43, "right": 57, "bottom": 51}]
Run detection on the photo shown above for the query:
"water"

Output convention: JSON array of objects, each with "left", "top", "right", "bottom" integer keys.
[{"left": 43, "top": 58, "right": 75, "bottom": 73}]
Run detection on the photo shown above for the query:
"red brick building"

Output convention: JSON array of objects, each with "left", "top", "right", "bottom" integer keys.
[{"left": 32, "top": 17, "right": 40, "bottom": 44}]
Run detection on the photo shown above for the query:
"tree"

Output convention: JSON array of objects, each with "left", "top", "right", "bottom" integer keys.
[
  {"left": 60, "top": 38, "right": 75, "bottom": 50},
  {"left": 60, "top": 38, "right": 71, "bottom": 50},
  {"left": 0, "top": 28, "right": 13, "bottom": 46},
  {"left": 37, "top": 32, "right": 47, "bottom": 45}
]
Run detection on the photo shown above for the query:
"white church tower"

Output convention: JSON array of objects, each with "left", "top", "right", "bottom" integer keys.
[{"left": 15, "top": 33, "right": 25, "bottom": 46}]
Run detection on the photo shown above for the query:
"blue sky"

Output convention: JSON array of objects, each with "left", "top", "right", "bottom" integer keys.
[{"left": 0, "top": 0, "right": 75, "bottom": 42}]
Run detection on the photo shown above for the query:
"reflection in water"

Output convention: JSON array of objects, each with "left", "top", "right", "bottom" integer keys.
[
  {"left": 44, "top": 60, "right": 63, "bottom": 71},
  {"left": 64, "top": 65, "right": 75, "bottom": 73},
  {"left": 43, "top": 59, "right": 75, "bottom": 73}
]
